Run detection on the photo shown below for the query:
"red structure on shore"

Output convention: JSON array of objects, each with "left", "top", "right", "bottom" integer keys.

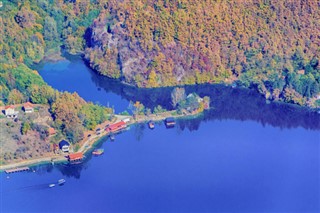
[
  {"left": 106, "top": 121, "right": 127, "bottom": 133},
  {"left": 68, "top": 152, "right": 84, "bottom": 163}
]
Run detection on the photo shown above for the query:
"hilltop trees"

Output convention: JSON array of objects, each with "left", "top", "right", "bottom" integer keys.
[
  {"left": 85, "top": 0, "right": 319, "bottom": 106},
  {"left": 7, "top": 89, "right": 24, "bottom": 104}
]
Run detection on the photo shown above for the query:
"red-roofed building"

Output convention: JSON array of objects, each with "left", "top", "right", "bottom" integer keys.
[
  {"left": 106, "top": 121, "right": 127, "bottom": 133},
  {"left": 5, "top": 105, "right": 14, "bottom": 110},
  {"left": 23, "top": 102, "right": 34, "bottom": 113},
  {"left": 4, "top": 105, "right": 18, "bottom": 118},
  {"left": 68, "top": 152, "right": 84, "bottom": 163}
]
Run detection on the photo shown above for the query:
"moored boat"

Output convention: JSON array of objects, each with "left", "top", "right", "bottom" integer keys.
[
  {"left": 92, "top": 148, "right": 104, "bottom": 155},
  {"left": 148, "top": 120, "right": 155, "bottom": 129},
  {"left": 49, "top": 184, "right": 55, "bottom": 188},
  {"left": 58, "top": 179, "right": 66, "bottom": 185},
  {"left": 165, "top": 117, "right": 175, "bottom": 128}
]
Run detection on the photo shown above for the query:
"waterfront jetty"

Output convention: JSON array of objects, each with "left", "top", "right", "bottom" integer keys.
[{"left": 5, "top": 167, "right": 30, "bottom": 174}]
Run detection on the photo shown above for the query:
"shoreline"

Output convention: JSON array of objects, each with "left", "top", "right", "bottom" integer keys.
[
  {"left": 39, "top": 49, "right": 319, "bottom": 111},
  {"left": 0, "top": 110, "right": 203, "bottom": 172}
]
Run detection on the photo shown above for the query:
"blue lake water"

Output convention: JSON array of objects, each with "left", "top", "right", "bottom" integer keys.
[
  {"left": 35, "top": 56, "right": 130, "bottom": 113},
  {"left": 1, "top": 56, "right": 319, "bottom": 213}
]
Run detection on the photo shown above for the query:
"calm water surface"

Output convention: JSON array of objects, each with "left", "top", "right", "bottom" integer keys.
[
  {"left": 36, "top": 56, "right": 129, "bottom": 113},
  {"left": 1, "top": 56, "right": 319, "bottom": 213}
]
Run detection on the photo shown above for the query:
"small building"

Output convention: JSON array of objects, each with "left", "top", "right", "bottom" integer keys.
[
  {"left": 106, "top": 121, "right": 127, "bottom": 133},
  {"left": 165, "top": 117, "right": 175, "bottom": 128},
  {"left": 59, "top": 140, "right": 70, "bottom": 152},
  {"left": 4, "top": 105, "right": 18, "bottom": 118},
  {"left": 48, "top": 127, "right": 56, "bottom": 135},
  {"left": 23, "top": 102, "right": 34, "bottom": 113},
  {"left": 68, "top": 152, "right": 84, "bottom": 163}
]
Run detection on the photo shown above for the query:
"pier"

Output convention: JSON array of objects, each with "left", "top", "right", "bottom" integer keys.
[{"left": 5, "top": 167, "right": 30, "bottom": 174}]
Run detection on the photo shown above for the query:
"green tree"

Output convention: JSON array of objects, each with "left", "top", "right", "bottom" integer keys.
[
  {"left": 21, "top": 122, "right": 30, "bottom": 135},
  {"left": 44, "top": 16, "right": 59, "bottom": 43},
  {"left": 8, "top": 89, "right": 24, "bottom": 104},
  {"left": 147, "top": 70, "right": 158, "bottom": 87},
  {"left": 171, "top": 87, "right": 186, "bottom": 108}
]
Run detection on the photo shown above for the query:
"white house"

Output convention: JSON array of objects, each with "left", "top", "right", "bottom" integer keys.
[
  {"left": 59, "top": 140, "right": 70, "bottom": 152},
  {"left": 23, "top": 102, "right": 34, "bottom": 113},
  {"left": 4, "top": 105, "right": 18, "bottom": 118}
]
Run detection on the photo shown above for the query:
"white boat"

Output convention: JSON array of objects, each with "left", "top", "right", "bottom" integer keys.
[
  {"left": 49, "top": 184, "right": 55, "bottom": 188},
  {"left": 58, "top": 179, "right": 66, "bottom": 185}
]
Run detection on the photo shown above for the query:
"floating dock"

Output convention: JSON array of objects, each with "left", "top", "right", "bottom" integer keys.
[{"left": 5, "top": 167, "right": 30, "bottom": 174}]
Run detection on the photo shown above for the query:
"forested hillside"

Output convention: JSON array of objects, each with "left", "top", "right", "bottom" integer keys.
[
  {"left": 0, "top": 0, "right": 111, "bottom": 143},
  {"left": 0, "top": 0, "right": 319, "bottom": 111},
  {"left": 85, "top": 0, "right": 320, "bottom": 107}
]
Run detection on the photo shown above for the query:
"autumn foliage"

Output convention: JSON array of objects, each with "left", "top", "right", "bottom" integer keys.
[{"left": 85, "top": 0, "right": 319, "bottom": 106}]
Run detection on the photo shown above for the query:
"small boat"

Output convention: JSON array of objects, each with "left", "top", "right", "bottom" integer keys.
[
  {"left": 92, "top": 149, "right": 104, "bottom": 156},
  {"left": 49, "top": 184, "right": 55, "bottom": 188},
  {"left": 165, "top": 117, "right": 175, "bottom": 128},
  {"left": 148, "top": 120, "right": 155, "bottom": 129},
  {"left": 110, "top": 134, "right": 115, "bottom": 141},
  {"left": 58, "top": 179, "right": 66, "bottom": 185}
]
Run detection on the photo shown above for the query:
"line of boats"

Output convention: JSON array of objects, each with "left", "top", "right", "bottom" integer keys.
[
  {"left": 63, "top": 118, "right": 175, "bottom": 166},
  {"left": 148, "top": 117, "right": 176, "bottom": 129}
]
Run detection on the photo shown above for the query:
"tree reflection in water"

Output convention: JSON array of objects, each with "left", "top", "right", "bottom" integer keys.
[{"left": 88, "top": 69, "right": 319, "bottom": 131}]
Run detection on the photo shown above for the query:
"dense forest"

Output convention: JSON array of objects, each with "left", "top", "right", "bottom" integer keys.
[
  {"left": 0, "top": 0, "right": 112, "bottom": 143},
  {"left": 85, "top": 0, "right": 320, "bottom": 107},
  {"left": 0, "top": 0, "right": 319, "bottom": 119}
]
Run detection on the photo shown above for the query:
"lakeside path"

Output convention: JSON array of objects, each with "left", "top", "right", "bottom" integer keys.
[
  {"left": 0, "top": 156, "right": 66, "bottom": 171},
  {"left": 0, "top": 111, "right": 202, "bottom": 171}
]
